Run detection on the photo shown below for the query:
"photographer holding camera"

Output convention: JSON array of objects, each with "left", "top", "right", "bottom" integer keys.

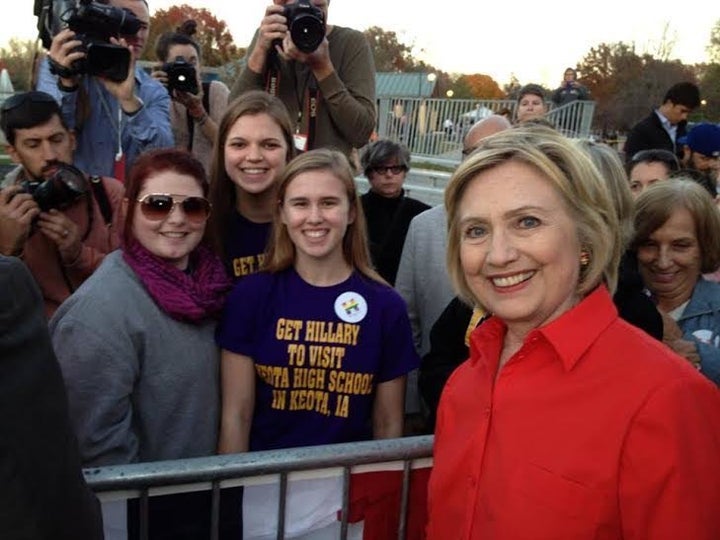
[
  {"left": 1, "top": 91, "right": 124, "bottom": 317},
  {"left": 152, "top": 20, "right": 230, "bottom": 174},
  {"left": 231, "top": 0, "right": 376, "bottom": 161},
  {"left": 551, "top": 67, "right": 590, "bottom": 107},
  {"left": 35, "top": 0, "right": 173, "bottom": 181}
]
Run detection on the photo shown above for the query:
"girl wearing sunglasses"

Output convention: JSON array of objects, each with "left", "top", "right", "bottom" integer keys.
[
  {"left": 216, "top": 149, "right": 419, "bottom": 537},
  {"left": 49, "top": 148, "right": 232, "bottom": 537},
  {"left": 207, "top": 90, "right": 295, "bottom": 281}
]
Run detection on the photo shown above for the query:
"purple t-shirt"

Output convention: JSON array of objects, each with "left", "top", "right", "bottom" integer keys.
[
  {"left": 224, "top": 212, "right": 272, "bottom": 280},
  {"left": 216, "top": 268, "right": 419, "bottom": 451}
]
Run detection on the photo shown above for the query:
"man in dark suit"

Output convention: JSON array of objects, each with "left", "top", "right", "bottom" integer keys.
[
  {"left": 0, "top": 255, "right": 103, "bottom": 539},
  {"left": 624, "top": 82, "right": 701, "bottom": 163}
]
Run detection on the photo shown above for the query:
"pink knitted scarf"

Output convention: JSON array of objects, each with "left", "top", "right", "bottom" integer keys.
[{"left": 123, "top": 240, "right": 232, "bottom": 323}]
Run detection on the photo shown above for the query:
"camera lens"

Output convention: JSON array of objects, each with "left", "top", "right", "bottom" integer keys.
[{"left": 284, "top": 2, "right": 326, "bottom": 54}]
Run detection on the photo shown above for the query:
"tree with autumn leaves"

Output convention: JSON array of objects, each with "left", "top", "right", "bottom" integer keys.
[
  {"left": 3, "top": 7, "right": 719, "bottom": 128},
  {"left": 142, "top": 4, "right": 244, "bottom": 67}
]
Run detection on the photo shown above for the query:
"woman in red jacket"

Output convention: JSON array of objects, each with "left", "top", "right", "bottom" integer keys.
[{"left": 427, "top": 124, "right": 720, "bottom": 539}]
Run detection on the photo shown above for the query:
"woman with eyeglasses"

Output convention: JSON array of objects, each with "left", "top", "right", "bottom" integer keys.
[
  {"left": 360, "top": 139, "right": 430, "bottom": 285},
  {"left": 49, "top": 148, "right": 232, "bottom": 538},
  {"left": 206, "top": 90, "right": 295, "bottom": 281}
]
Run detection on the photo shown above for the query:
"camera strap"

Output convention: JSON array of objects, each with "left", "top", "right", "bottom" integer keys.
[
  {"left": 185, "top": 82, "right": 211, "bottom": 152},
  {"left": 89, "top": 176, "right": 113, "bottom": 226},
  {"left": 265, "top": 55, "right": 320, "bottom": 152},
  {"left": 306, "top": 77, "right": 319, "bottom": 151}
]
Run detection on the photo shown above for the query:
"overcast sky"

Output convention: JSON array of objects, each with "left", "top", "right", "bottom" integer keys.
[{"left": 4, "top": 1, "right": 716, "bottom": 87}]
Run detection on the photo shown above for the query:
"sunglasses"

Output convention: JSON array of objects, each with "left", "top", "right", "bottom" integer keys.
[
  {"left": 372, "top": 165, "right": 407, "bottom": 175},
  {"left": 137, "top": 193, "right": 211, "bottom": 224},
  {"left": 1, "top": 91, "right": 57, "bottom": 114}
]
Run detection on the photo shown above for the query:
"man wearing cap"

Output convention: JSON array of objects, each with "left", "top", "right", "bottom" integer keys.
[
  {"left": 0, "top": 91, "right": 124, "bottom": 317},
  {"left": 624, "top": 82, "right": 701, "bottom": 163},
  {"left": 679, "top": 122, "right": 720, "bottom": 193}
]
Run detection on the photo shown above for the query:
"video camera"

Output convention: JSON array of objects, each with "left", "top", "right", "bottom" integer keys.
[
  {"left": 283, "top": 0, "right": 326, "bottom": 53},
  {"left": 34, "top": 0, "right": 143, "bottom": 82},
  {"left": 162, "top": 56, "right": 199, "bottom": 95}
]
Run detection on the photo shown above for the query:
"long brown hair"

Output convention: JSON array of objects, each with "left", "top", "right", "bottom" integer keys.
[
  {"left": 264, "top": 149, "right": 384, "bottom": 284},
  {"left": 205, "top": 90, "right": 295, "bottom": 259}
]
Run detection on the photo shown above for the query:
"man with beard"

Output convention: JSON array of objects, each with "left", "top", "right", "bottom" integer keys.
[
  {"left": 678, "top": 122, "right": 720, "bottom": 196},
  {"left": 0, "top": 91, "right": 124, "bottom": 317}
]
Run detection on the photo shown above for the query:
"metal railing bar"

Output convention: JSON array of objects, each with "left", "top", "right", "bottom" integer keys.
[
  {"left": 340, "top": 466, "right": 351, "bottom": 540},
  {"left": 139, "top": 488, "right": 149, "bottom": 540},
  {"left": 277, "top": 473, "right": 288, "bottom": 540},
  {"left": 210, "top": 480, "right": 220, "bottom": 540},
  {"left": 85, "top": 436, "right": 433, "bottom": 492},
  {"left": 397, "top": 459, "right": 412, "bottom": 540}
]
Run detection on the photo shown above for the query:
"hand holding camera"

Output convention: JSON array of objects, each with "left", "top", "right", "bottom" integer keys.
[
  {"left": 0, "top": 186, "right": 40, "bottom": 256},
  {"left": 255, "top": 1, "right": 327, "bottom": 58},
  {"left": 153, "top": 57, "right": 205, "bottom": 122},
  {"left": 37, "top": 209, "right": 82, "bottom": 264},
  {"left": 47, "top": 28, "right": 85, "bottom": 88},
  {"left": 38, "top": 0, "right": 143, "bottom": 83}
]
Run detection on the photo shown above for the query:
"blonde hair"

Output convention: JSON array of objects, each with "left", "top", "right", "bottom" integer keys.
[
  {"left": 264, "top": 149, "right": 385, "bottom": 284},
  {"left": 574, "top": 139, "right": 635, "bottom": 249},
  {"left": 445, "top": 125, "right": 622, "bottom": 307}
]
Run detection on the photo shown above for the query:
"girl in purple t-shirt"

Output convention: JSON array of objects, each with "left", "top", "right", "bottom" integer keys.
[
  {"left": 217, "top": 149, "right": 419, "bottom": 453},
  {"left": 206, "top": 90, "right": 296, "bottom": 280}
]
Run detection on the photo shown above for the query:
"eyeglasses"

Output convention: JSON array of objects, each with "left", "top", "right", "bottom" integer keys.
[
  {"left": 371, "top": 165, "right": 407, "bottom": 175},
  {"left": 137, "top": 193, "right": 211, "bottom": 224},
  {"left": 0, "top": 91, "right": 56, "bottom": 114}
]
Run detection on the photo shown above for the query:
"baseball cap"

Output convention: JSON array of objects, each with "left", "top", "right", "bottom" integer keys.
[{"left": 677, "top": 123, "right": 720, "bottom": 157}]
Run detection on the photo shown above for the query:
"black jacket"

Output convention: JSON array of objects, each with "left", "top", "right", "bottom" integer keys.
[
  {"left": 361, "top": 190, "right": 430, "bottom": 285},
  {"left": 624, "top": 109, "right": 687, "bottom": 163},
  {"left": 0, "top": 256, "right": 103, "bottom": 540}
]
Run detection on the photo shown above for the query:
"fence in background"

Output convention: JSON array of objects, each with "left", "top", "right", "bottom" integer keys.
[{"left": 375, "top": 97, "right": 596, "bottom": 165}]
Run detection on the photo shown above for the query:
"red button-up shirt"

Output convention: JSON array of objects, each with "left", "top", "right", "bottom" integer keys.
[{"left": 427, "top": 286, "right": 720, "bottom": 539}]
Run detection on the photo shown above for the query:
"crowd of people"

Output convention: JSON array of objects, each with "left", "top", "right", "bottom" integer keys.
[{"left": 2, "top": 0, "right": 720, "bottom": 538}]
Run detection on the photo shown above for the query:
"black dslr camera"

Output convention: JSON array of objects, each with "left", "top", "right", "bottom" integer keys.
[
  {"left": 19, "top": 163, "right": 88, "bottom": 213},
  {"left": 34, "top": 0, "right": 143, "bottom": 82},
  {"left": 283, "top": 0, "right": 326, "bottom": 53},
  {"left": 162, "top": 56, "right": 199, "bottom": 95}
]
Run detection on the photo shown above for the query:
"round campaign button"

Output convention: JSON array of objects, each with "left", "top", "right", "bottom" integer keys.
[{"left": 334, "top": 291, "right": 368, "bottom": 323}]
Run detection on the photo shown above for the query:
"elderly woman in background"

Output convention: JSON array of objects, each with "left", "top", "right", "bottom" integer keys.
[
  {"left": 426, "top": 127, "right": 720, "bottom": 539},
  {"left": 633, "top": 179, "right": 720, "bottom": 385},
  {"left": 360, "top": 139, "right": 430, "bottom": 285}
]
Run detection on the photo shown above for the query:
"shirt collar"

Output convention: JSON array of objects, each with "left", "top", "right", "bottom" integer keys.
[
  {"left": 538, "top": 286, "right": 618, "bottom": 371},
  {"left": 469, "top": 286, "right": 619, "bottom": 374},
  {"left": 655, "top": 109, "right": 677, "bottom": 141}
]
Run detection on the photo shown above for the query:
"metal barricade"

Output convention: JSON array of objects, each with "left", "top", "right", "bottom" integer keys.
[
  {"left": 375, "top": 97, "right": 596, "bottom": 163},
  {"left": 85, "top": 435, "right": 434, "bottom": 540}
]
